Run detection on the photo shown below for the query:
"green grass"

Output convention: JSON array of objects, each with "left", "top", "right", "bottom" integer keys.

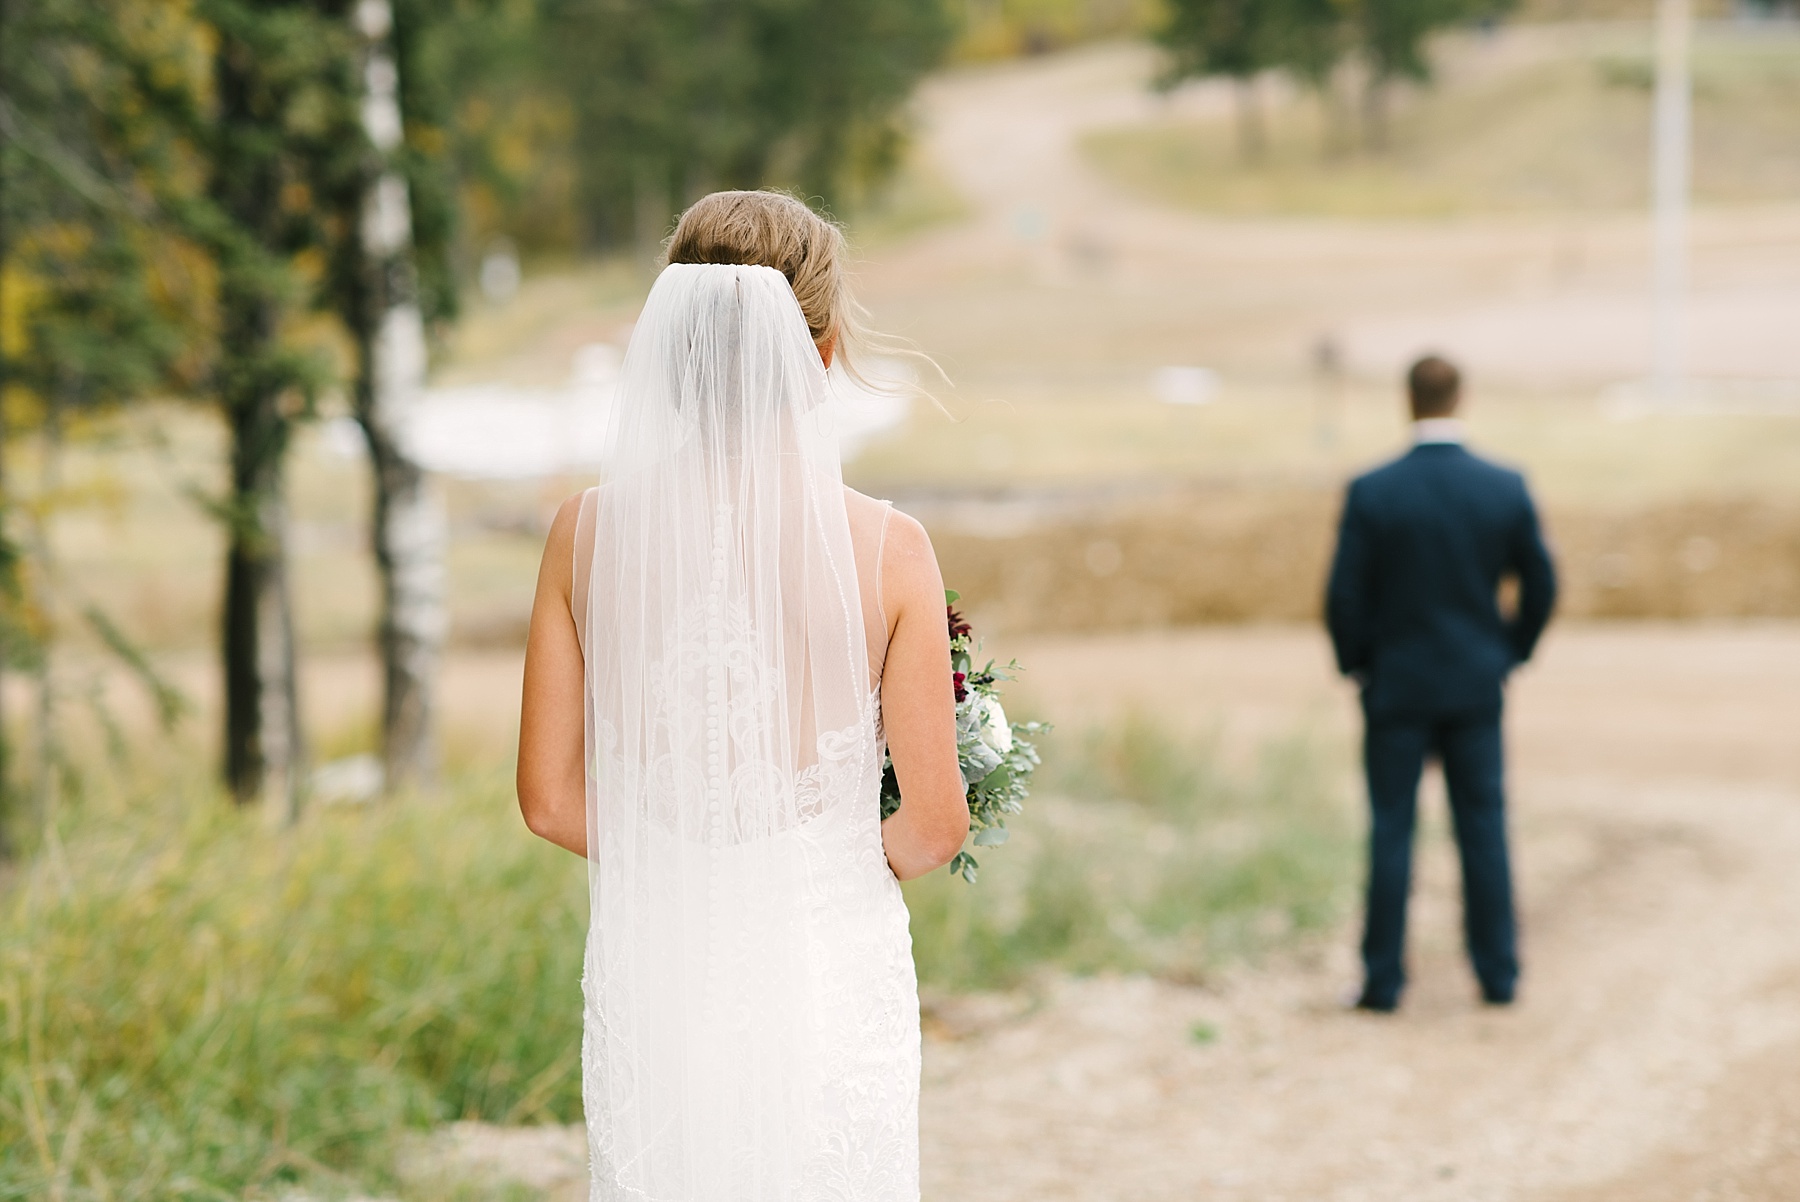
[
  {"left": 1081, "top": 28, "right": 1800, "bottom": 219},
  {"left": 0, "top": 764, "right": 587, "bottom": 1201},
  {"left": 904, "top": 713, "right": 1358, "bottom": 989}
]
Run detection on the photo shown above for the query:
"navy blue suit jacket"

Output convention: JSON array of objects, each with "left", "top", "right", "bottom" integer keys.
[{"left": 1326, "top": 442, "right": 1556, "bottom": 720}]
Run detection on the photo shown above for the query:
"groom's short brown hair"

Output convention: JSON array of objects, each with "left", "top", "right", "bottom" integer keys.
[{"left": 1408, "top": 355, "right": 1461, "bottom": 418}]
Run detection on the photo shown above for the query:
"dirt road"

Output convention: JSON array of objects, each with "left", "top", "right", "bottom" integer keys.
[{"left": 919, "top": 622, "right": 1800, "bottom": 1201}]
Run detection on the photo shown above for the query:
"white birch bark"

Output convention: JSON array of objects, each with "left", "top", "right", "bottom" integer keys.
[{"left": 354, "top": 0, "right": 446, "bottom": 792}]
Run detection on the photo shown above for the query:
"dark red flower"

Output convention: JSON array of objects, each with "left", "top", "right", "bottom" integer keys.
[
  {"left": 952, "top": 671, "right": 968, "bottom": 703},
  {"left": 947, "top": 606, "right": 972, "bottom": 640}
]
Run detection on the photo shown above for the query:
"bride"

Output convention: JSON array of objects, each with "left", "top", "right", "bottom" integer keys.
[{"left": 516, "top": 190, "right": 969, "bottom": 1200}]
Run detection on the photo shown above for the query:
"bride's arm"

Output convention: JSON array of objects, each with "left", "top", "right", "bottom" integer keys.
[
  {"left": 518, "top": 495, "right": 588, "bottom": 856},
  {"left": 877, "top": 512, "right": 970, "bottom": 881}
]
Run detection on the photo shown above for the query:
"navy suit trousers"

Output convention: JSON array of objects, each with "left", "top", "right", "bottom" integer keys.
[{"left": 1360, "top": 710, "right": 1518, "bottom": 1006}]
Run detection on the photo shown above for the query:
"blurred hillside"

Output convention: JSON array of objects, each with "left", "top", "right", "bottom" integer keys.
[
  {"left": 1084, "top": 23, "right": 1800, "bottom": 216},
  {"left": 21, "top": 23, "right": 1797, "bottom": 676}
]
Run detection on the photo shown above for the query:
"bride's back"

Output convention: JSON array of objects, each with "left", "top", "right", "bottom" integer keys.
[{"left": 572, "top": 483, "right": 898, "bottom": 695}]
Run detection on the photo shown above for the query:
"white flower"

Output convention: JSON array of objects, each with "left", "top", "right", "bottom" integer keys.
[{"left": 977, "top": 696, "right": 1013, "bottom": 754}]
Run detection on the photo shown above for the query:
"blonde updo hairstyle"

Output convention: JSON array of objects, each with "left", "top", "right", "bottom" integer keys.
[{"left": 666, "top": 190, "right": 868, "bottom": 378}]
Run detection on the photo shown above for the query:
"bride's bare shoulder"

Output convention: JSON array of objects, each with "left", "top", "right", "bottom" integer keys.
[
  {"left": 843, "top": 485, "right": 920, "bottom": 540},
  {"left": 842, "top": 484, "right": 885, "bottom": 518},
  {"left": 538, "top": 489, "right": 594, "bottom": 598},
  {"left": 842, "top": 487, "right": 938, "bottom": 605}
]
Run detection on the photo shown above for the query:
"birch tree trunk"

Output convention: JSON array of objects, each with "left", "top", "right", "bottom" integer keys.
[{"left": 353, "top": 0, "right": 445, "bottom": 793}]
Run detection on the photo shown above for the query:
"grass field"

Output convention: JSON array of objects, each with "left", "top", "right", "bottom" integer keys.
[{"left": 1081, "top": 25, "right": 1800, "bottom": 219}]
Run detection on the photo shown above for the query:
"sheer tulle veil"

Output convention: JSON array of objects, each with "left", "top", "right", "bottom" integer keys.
[{"left": 572, "top": 262, "right": 880, "bottom": 1197}]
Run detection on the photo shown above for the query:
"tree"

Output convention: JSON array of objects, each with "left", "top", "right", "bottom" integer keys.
[
  {"left": 190, "top": 0, "right": 365, "bottom": 814},
  {"left": 0, "top": 0, "right": 207, "bottom": 839},
  {"left": 1269, "top": 0, "right": 1354, "bottom": 156},
  {"left": 1157, "top": 0, "right": 1349, "bottom": 161},
  {"left": 538, "top": 0, "right": 954, "bottom": 253},
  {"left": 330, "top": 0, "right": 450, "bottom": 794},
  {"left": 1352, "top": 0, "right": 1510, "bottom": 149},
  {"left": 1157, "top": 0, "right": 1282, "bottom": 160},
  {"left": 1159, "top": 0, "right": 1511, "bottom": 157},
  {"left": 729, "top": 0, "right": 956, "bottom": 205}
]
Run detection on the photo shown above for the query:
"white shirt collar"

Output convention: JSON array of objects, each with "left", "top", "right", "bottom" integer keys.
[{"left": 1412, "top": 417, "right": 1465, "bottom": 446}]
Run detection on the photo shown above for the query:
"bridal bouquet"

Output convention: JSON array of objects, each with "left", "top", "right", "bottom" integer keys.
[{"left": 880, "top": 591, "right": 1045, "bottom": 882}]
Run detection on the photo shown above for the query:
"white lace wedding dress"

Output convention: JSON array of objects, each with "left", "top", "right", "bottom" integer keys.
[{"left": 571, "top": 263, "right": 920, "bottom": 1201}]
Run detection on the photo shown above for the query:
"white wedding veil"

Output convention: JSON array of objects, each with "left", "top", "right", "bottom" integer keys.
[{"left": 573, "top": 262, "right": 877, "bottom": 1197}]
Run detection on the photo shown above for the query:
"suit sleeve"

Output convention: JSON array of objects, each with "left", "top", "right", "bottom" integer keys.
[
  {"left": 1325, "top": 482, "right": 1376, "bottom": 678},
  {"left": 1507, "top": 483, "right": 1557, "bottom": 664}
]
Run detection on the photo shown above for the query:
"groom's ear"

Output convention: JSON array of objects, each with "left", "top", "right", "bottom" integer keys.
[{"left": 818, "top": 334, "right": 837, "bottom": 371}]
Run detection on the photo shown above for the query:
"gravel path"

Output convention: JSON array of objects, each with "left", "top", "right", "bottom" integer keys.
[{"left": 916, "top": 624, "right": 1800, "bottom": 1201}]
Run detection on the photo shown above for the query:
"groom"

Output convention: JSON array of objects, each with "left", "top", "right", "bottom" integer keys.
[{"left": 1325, "top": 355, "right": 1556, "bottom": 1012}]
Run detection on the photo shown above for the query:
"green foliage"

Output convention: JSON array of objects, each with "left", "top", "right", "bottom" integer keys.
[
  {"left": 402, "top": 0, "right": 585, "bottom": 260},
  {"left": 535, "top": 0, "right": 956, "bottom": 249},
  {"left": 0, "top": 763, "right": 586, "bottom": 1200},
  {"left": 1356, "top": 0, "right": 1510, "bottom": 87},
  {"left": 1156, "top": 0, "right": 1516, "bottom": 151},
  {"left": 0, "top": 0, "right": 206, "bottom": 422},
  {"left": 385, "top": 0, "right": 482, "bottom": 328},
  {"left": 0, "top": 0, "right": 223, "bottom": 812},
  {"left": 196, "top": 1, "right": 365, "bottom": 419},
  {"left": 904, "top": 714, "right": 1357, "bottom": 990},
  {"left": 1157, "top": 0, "right": 1334, "bottom": 84},
  {"left": 953, "top": 0, "right": 1162, "bottom": 61}
]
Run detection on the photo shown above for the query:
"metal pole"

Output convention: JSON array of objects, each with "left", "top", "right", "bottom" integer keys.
[{"left": 1651, "top": 0, "right": 1691, "bottom": 401}]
